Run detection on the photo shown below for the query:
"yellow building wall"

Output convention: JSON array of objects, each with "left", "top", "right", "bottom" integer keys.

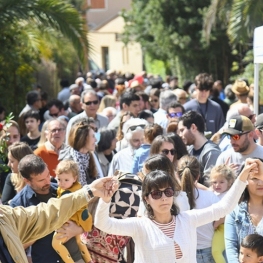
[{"left": 89, "top": 16, "right": 143, "bottom": 74}]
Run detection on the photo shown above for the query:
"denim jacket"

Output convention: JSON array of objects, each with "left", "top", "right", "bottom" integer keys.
[{"left": 225, "top": 201, "right": 263, "bottom": 263}]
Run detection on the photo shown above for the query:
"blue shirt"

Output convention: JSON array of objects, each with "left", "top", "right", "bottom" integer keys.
[
  {"left": 10, "top": 183, "right": 61, "bottom": 263},
  {"left": 131, "top": 144, "right": 151, "bottom": 174}
]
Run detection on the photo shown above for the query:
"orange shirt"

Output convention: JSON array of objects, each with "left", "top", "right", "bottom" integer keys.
[{"left": 34, "top": 145, "right": 59, "bottom": 177}]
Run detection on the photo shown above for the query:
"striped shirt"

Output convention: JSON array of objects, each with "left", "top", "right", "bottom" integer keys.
[{"left": 153, "top": 216, "right": 183, "bottom": 260}]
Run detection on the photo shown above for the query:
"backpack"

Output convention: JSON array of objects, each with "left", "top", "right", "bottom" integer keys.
[{"left": 110, "top": 170, "right": 142, "bottom": 219}]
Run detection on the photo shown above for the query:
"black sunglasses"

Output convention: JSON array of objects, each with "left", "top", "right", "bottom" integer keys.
[
  {"left": 148, "top": 188, "right": 174, "bottom": 200},
  {"left": 128, "top": 124, "right": 145, "bottom": 131},
  {"left": 168, "top": 112, "right": 183, "bottom": 118},
  {"left": 84, "top": 100, "right": 99, "bottom": 106},
  {"left": 161, "top": 149, "right": 176, "bottom": 155},
  {"left": 50, "top": 112, "right": 59, "bottom": 117}
]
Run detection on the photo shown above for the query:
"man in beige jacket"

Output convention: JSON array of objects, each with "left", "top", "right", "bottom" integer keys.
[{"left": 0, "top": 155, "right": 116, "bottom": 263}]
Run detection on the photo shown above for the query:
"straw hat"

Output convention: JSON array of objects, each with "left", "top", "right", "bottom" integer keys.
[{"left": 231, "top": 80, "right": 249, "bottom": 95}]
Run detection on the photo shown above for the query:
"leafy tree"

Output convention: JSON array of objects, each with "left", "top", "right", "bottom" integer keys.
[
  {"left": 122, "top": 0, "right": 234, "bottom": 83},
  {"left": 0, "top": 0, "right": 89, "bottom": 117}
]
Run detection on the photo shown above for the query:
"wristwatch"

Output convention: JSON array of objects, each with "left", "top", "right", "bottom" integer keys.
[{"left": 87, "top": 186, "right": 94, "bottom": 198}]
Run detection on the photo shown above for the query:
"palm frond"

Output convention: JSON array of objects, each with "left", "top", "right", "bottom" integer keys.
[{"left": 0, "top": 0, "right": 89, "bottom": 64}]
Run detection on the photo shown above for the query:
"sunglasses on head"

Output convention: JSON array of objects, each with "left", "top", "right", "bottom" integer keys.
[
  {"left": 227, "top": 131, "right": 250, "bottom": 141},
  {"left": 84, "top": 100, "right": 99, "bottom": 106},
  {"left": 128, "top": 124, "right": 145, "bottom": 131},
  {"left": 168, "top": 112, "right": 183, "bottom": 118},
  {"left": 161, "top": 149, "right": 176, "bottom": 155},
  {"left": 148, "top": 188, "right": 174, "bottom": 200}
]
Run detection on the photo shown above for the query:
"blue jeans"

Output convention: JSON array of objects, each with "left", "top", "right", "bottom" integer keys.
[{"left": 196, "top": 247, "right": 215, "bottom": 263}]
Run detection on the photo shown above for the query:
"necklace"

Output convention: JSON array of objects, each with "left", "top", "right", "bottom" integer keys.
[{"left": 247, "top": 212, "right": 258, "bottom": 234}]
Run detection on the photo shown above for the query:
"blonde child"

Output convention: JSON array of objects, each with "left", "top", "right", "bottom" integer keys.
[
  {"left": 52, "top": 160, "right": 93, "bottom": 263},
  {"left": 210, "top": 164, "right": 235, "bottom": 263}
]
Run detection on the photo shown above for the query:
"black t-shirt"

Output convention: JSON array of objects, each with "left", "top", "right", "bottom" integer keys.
[{"left": 21, "top": 135, "right": 40, "bottom": 150}]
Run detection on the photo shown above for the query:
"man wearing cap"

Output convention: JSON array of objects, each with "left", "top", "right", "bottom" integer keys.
[
  {"left": 230, "top": 80, "right": 250, "bottom": 109},
  {"left": 216, "top": 115, "right": 263, "bottom": 171},
  {"left": 254, "top": 113, "right": 263, "bottom": 146},
  {"left": 178, "top": 111, "right": 221, "bottom": 186},
  {"left": 183, "top": 73, "right": 225, "bottom": 135}
]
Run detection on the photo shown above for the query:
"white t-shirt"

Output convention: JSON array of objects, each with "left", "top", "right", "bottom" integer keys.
[
  {"left": 216, "top": 144, "right": 263, "bottom": 172},
  {"left": 195, "top": 188, "right": 220, "bottom": 249}
]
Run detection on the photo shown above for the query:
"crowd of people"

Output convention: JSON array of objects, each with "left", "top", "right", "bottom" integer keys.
[{"left": 0, "top": 69, "right": 263, "bottom": 263}]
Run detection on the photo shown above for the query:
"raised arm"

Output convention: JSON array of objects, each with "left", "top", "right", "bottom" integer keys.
[
  {"left": 3, "top": 177, "right": 117, "bottom": 244},
  {"left": 94, "top": 198, "right": 139, "bottom": 237},
  {"left": 187, "top": 158, "right": 257, "bottom": 228}
]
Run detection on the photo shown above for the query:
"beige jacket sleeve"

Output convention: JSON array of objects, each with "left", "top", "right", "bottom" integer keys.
[{"left": 4, "top": 187, "right": 90, "bottom": 244}]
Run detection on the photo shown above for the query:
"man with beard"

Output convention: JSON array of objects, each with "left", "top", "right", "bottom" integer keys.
[
  {"left": 178, "top": 111, "right": 221, "bottom": 186},
  {"left": 216, "top": 115, "right": 263, "bottom": 173},
  {"left": 10, "top": 155, "right": 85, "bottom": 263}
]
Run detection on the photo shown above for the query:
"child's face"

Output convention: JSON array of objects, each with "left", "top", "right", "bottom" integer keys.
[
  {"left": 210, "top": 173, "right": 230, "bottom": 194},
  {"left": 239, "top": 247, "right": 263, "bottom": 263},
  {"left": 57, "top": 172, "right": 76, "bottom": 190},
  {"left": 25, "top": 117, "right": 40, "bottom": 132}
]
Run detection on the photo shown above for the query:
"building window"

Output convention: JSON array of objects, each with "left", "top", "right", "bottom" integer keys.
[
  {"left": 90, "top": 0, "right": 105, "bottom": 9},
  {"left": 102, "top": 47, "right": 109, "bottom": 71}
]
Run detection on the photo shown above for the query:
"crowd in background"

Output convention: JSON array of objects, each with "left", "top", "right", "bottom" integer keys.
[{"left": 0, "top": 69, "right": 263, "bottom": 263}]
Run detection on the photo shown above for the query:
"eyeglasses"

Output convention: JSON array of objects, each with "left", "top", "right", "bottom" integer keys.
[
  {"left": 148, "top": 188, "right": 174, "bottom": 200},
  {"left": 227, "top": 131, "right": 250, "bottom": 141},
  {"left": 84, "top": 100, "right": 99, "bottom": 106},
  {"left": 161, "top": 149, "right": 176, "bottom": 155},
  {"left": 48, "top": 128, "right": 65, "bottom": 134},
  {"left": 168, "top": 112, "right": 183, "bottom": 118},
  {"left": 150, "top": 99, "right": 158, "bottom": 103},
  {"left": 128, "top": 124, "right": 146, "bottom": 131},
  {"left": 50, "top": 112, "right": 59, "bottom": 117}
]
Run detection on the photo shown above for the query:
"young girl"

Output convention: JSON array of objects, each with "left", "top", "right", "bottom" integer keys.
[
  {"left": 52, "top": 160, "right": 93, "bottom": 263},
  {"left": 210, "top": 164, "right": 235, "bottom": 263}
]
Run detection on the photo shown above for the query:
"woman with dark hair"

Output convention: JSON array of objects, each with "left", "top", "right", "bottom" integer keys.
[
  {"left": 94, "top": 158, "right": 256, "bottom": 262},
  {"left": 225, "top": 159, "right": 263, "bottom": 262},
  {"left": 150, "top": 135, "right": 176, "bottom": 167},
  {"left": 1, "top": 142, "right": 33, "bottom": 204},
  {"left": 131, "top": 123, "right": 163, "bottom": 174},
  {"left": 96, "top": 128, "right": 117, "bottom": 177},
  {"left": 59, "top": 119, "right": 98, "bottom": 185},
  {"left": 167, "top": 133, "right": 188, "bottom": 161},
  {"left": 137, "top": 154, "right": 190, "bottom": 214}
]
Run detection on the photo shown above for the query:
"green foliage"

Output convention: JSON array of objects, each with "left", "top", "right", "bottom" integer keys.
[
  {"left": 122, "top": 0, "right": 234, "bottom": 83},
  {"left": 0, "top": 0, "right": 89, "bottom": 117},
  {"left": 0, "top": 113, "right": 14, "bottom": 173}
]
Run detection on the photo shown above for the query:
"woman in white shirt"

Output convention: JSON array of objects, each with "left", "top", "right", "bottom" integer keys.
[
  {"left": 95, "top": 158, "right": 259, "bottom": 263},
  {"left": 137, "top": 154, "right": 190, "bottom": 216}
]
